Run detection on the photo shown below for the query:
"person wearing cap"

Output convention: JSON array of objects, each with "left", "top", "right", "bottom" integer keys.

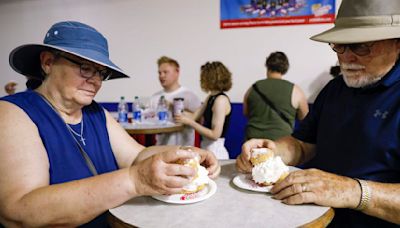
[
  {"left": 151, "top": 56, "right": 202, "bottom": 146},
  {"left": 237, "top": 0, "right": 400, "bottom": 226},
  {"left": 0, "top": 21, "right": 220, "bottom": 227}
]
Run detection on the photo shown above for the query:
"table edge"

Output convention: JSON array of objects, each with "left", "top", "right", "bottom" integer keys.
[
  {"left": 108, "top": 212, "right": 135, "bottom": 228},
  {"left": 125, "top": 124, "right": 184, "bottom": 134},
  {"left": 299, "top": 207, "right": 335, "bottom": 228},
  {"left": 108, "top": 206, "right": 335, "bottom": 228}
]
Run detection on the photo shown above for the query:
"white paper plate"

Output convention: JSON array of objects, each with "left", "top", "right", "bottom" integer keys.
[
  {"left": 152, "top": 179, "right": 217, "bottom": 204},
  {"left": 233, "top": 173, "right": 273, "bottom": 192},
  {"left": 232, "top": 166, "right": 299, "bottom": 193}
]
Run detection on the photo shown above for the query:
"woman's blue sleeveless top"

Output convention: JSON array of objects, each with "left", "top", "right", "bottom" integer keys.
[{"left": 1, "top": 91, "right": 118, "bottom": 227}]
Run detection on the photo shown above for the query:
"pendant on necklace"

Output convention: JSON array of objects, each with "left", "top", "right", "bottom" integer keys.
[{"left": 80, "top": 137, "right": 86, "bottom": 146}]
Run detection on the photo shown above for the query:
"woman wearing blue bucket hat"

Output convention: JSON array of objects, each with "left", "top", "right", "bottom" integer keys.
[{"left": 0, "top": 21, "right": 220, "bottom": 227}]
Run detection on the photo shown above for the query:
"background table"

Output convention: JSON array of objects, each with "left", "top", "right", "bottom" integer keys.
[
  {"left": 109, "top": 160, "right": 334, "bottom": 228},
  {"left": 120, "top": 121, "right": 184, "bottom": 146},
  {"left": 122, "top": 122, "right": 184, "bottom": 135}
]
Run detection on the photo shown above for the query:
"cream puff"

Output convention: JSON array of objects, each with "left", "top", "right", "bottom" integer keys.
[
  {"left": 250, "top": 148, "right": 289, "bottom": 186},
  {"left": 178, "top": 155, "right": 209, "bottom": 194},
  {"left": 250, "top": 147, "right": 274, "bottom": 166}
]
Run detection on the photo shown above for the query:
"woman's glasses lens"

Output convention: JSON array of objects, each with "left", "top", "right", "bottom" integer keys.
[
  {"left": 61, "top": 55, "right": 111, "bottom": 81},
  {"left": 80, "top": 65, "right": 111, "bottom": 81},
  {"left": 99, "top": 69, "right": 112, "bottom": 81}
]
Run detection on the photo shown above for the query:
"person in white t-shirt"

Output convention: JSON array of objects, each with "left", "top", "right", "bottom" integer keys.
[{"left": 151, "top": 56, "right": 201, "bottom": 146}]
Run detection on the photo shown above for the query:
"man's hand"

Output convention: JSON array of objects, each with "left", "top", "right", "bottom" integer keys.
[
  {"left": 236, "top": 138, "right": 277, "bottom": 173},
  {"left": 271, "top": 168, "right": 360, "bottom": 208}
]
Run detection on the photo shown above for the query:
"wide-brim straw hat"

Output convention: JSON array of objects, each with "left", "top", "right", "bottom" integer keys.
[
  {"left": 311, "top": 0, "right": 400, "bottom": 44},
  {"left": 9, "top": 21, "right": 129, "bottom": 80}
]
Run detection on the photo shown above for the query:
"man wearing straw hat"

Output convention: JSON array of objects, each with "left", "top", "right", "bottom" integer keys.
[
  {"left": 237, "top": 0, "right": 400, "bottom": 226},
  {"left": 0, "top": 21, "right": 219, "bottom": 227}
]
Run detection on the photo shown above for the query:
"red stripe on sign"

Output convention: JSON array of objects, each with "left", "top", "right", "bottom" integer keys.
[{"left": 220, "top": 14, "right": 335, "bottom": 29}]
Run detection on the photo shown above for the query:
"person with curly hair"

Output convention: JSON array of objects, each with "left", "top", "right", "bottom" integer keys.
[{"left": 175, "top": 61, "right": 232, "bottom": 159}]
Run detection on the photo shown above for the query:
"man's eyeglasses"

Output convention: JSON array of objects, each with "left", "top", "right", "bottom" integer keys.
[
  {"left": 58, "top": 54, "right": 112, "bottom": 81},
  {"left": 329, "top": 42, "right": 376, "bottom": 56}
]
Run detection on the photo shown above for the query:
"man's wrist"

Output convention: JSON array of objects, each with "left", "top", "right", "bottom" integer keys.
[{"left": 354, "top": 178, "right": 371, "bottom": 211}]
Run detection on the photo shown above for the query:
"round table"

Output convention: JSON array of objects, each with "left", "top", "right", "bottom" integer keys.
[{"left": 108, "top": 160, "right": 334, "bottom": 228}]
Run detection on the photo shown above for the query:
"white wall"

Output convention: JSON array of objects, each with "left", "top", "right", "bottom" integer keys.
[{"left": 0, "top": 0, "right": 341, "bottom": 102}]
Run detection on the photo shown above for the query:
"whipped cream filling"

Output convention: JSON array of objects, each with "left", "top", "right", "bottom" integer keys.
[
  {"left": 182, "top": 157, "right": 210, "bottom": 192},
  {"left": 252, "top": 156, "right": 289, "bottom": 184}
]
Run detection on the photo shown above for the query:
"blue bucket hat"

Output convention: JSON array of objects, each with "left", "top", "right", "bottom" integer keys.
[{"left": 9, "top": 21, "right": 129, "bottom": 80}]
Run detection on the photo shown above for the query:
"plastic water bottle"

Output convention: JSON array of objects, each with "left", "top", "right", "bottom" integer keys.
[
  {"left": 132, "top": 96, "right": 142, "bottom": 123},
  {"left": 157, "top": 95, "right": 168, "bottom": 124},
  {"left": 118, "top": 96, "right": 128, "bottom": 124}
]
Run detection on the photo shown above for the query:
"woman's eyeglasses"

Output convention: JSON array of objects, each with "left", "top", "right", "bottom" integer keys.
[
  {"left": 329, "top": 42, "right": 375, "bottom": 56},
  {"left": 58, "top": 54, "right": 112, "bottom": 81}
]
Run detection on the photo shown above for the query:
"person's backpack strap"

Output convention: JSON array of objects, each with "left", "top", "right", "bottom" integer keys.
[{"left": 252, "top": 83, "right": 292, "bottom": 127}]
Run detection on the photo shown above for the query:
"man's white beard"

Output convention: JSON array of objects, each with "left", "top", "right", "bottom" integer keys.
[{"left": 341, "top": 63, "right": 383, "bottom": 88}]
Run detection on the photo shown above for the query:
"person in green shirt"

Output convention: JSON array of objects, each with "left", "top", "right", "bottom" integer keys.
[{"left": 243, "top": 51, "right": 309, "bottom": 140}]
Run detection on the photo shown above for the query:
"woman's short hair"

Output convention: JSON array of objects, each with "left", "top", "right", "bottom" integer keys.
[
  {"left": 265, "top": 51, "right": 289, "bottom": 75},
  {"left": 200, "top": 61, "right": 232, "bottom": 92},
  {"left": 157, "top": 56, "right": 180, "bottom": 69}
]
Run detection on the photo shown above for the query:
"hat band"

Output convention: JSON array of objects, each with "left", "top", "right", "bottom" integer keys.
[
  {"left": 46, "top": 40, "right": 109, "bottom": 57},
  {"left": 336, "top": 15, "right": 400, "bottom": 28}
]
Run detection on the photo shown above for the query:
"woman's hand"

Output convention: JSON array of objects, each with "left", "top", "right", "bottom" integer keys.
[
  {"left": 271, "top": 168, "right": 360, "bottom": 208},
  {"left": 180, "top": 146, "right": 221, "bottom": 179},
  {"left": 236, "top": 138, "right": 277, "bottom": 173},
  {"left": 174, "top": 113, "right": 193, "bottom": 126},
  {"left": 129, "top": 148, "right": 197, "bottom": 196},
  {"left": 129, "top": 146, "right": 220, "bottom": 196}
]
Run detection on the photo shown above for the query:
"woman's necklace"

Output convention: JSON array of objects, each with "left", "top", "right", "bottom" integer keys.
[
  {"left": 66, "top": 116, "right": 86, "bottom": 146},
  {"left": 34, "top": 91, "right": 87, "bottom": 146},
  {"left": 35, "top": 91, "right": 97, "bottom": 175}
]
